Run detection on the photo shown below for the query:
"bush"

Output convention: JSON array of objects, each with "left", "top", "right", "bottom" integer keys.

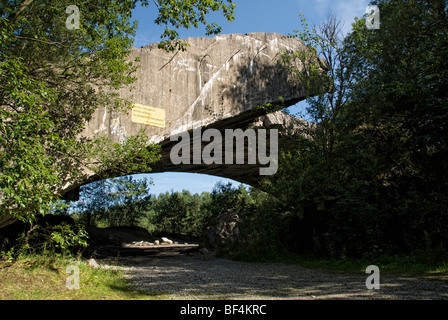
[{"left": 1, "top": 219, "right": 89, "bottom": 261}]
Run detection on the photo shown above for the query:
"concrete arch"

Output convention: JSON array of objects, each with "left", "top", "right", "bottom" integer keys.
[{"left": 62, "top": 33, "right": 319, "bottom": 200}]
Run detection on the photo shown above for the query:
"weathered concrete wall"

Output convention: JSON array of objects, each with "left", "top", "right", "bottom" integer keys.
[
  {"left": 148, "top": 110, "right": 307, "bottom": 187},
  {"left": 82, "top": 32, "right": 309, "bottom": 144},
  {"left": 65, "top": 33, "right": 315, "bottom": 199}
]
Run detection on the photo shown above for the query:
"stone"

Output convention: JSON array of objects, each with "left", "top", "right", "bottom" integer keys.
[
  {"left": 88, "top": 258, "right": 100, "bottom": 269},
  {"left": 200, "top": 209, "right": 243, "bottom": 252},
  {"left": 0, "top": 214, "right": 17, "bottom": 229},
  {"left": 161, "top": 237, "right": 173, "bottom": 244},
  {"left": 199, "top": 247, "right": 215, "bottom": 261},
  {"left": 85, "top": 226, "right": 154, "bottom": 246},
  {"left": 131, "top": 240, "right": 149, "bottom": 246}
]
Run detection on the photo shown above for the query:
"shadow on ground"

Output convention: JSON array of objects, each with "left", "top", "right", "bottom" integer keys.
[{"left": 100, "top": 252, "right": 448, "bottom": 300}]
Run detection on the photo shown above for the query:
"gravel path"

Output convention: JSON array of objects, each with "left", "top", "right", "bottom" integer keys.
[{"left": 99, "top": 251, "right": 448, "bottom": 300}]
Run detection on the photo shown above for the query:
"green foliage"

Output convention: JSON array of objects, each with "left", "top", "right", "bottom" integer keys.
[
  {"left": 339, "top": 0, "right": 448, "bottom": 255},
  {"left": 141, "top": 182, "right": 293, "bottom": 260},
  {"left": 72, "top": 176, "right": 152, "bottom": 227},
  {"left": 1, "top": 0, "right": 235, "bottom": 225},
  {"left": 73, "top": 178, "right": 292, "bottom": 261},
  {"left": 0, "top": 105, "right": 64, "bottom": 223},
  {"left": 1, "top": 0, "right": 138, "bottom": 224},
  {"left": 282, "top": 12, "right": 335, "bottom": 99},
  {"left": 86, "top": 130, "right": 162, "bottom": 179},
  {"left": 256, "top": 97, "right": 285, "bottom": 114},
  {"left": 150, "top": 0, "right": 236, "bottom": 51},
  {"left": 263, "top": 1, "right": 448, "bottom": 260},
  {"left": 144, "top": 189, "right": 212, "bottom": 236},
  {"left": 207, "top": 182, "right": 252, "bottom": 216},
  {"left": 4, "top": 222, "right": 89, "bottom": 260}
]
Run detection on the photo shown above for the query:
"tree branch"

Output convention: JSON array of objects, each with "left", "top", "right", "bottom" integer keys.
[
  {"left": 14, "top": 35, "right": 69, "bottom": 48},
  {"left": 7, "top": 0, "right": 34, "bottom": 24}
]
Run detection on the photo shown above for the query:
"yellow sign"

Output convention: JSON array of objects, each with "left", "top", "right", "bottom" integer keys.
[{"left": 131, "top": 103, "right": 166, "bottom": 128}]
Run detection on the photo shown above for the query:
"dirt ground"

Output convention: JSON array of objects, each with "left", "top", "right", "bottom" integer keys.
[{"left": 98, "top": 246, "right": 448, "bottom": 300}]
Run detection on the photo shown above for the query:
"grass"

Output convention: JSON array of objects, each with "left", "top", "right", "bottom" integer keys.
[
  {"left": 2, "top": 250, "right": 447, "bottom": 300},
  {"left": 230, "top": 246, "right": 448, "bottom": 276},
  {"left": 272, "top": 253, "right": 448, "bottom": 277},
  {"left": 0, "top": 255, "right": 150, "bottom": 300}
]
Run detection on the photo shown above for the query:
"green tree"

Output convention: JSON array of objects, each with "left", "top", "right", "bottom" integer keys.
[
  {"left": 269, "top": 13, "right": 366, "bottom": 256},
  {"left": 0, "top": 0, "right": 236, "bottom": 225},
  {"left": 208, "top": 182, "right": 251, "bottom": 216},
  {"left": 342, "top": 0, "right": 448, "bottom": 254},
  {"left": 72, "top": 176, "right": 151, "bottom": 227},
  {"left": 280, "top": 12, "right": 351, "bottom": 207},
  {"left": 101, "top": 176, "right": 151, "bottom": 227},
  {"left": 74, "top": 179, "right": 109, "bottom": 227},
  {"left": 149, "top": 191, "right": 188, "bottom": 234},
  {"left": 268, "top": 1, "right": 448, "bottom": 258}
]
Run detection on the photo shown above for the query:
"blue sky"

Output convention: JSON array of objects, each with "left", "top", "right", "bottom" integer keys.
[
  {"left": 131, "top": 0, "right": 371, "bottom": 47},
  {"left": 128, "top": 0, "right": 371, "bottom": 196}
]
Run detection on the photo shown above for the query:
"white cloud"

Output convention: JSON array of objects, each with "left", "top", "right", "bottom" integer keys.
[
  {"left": 310, "top": 0, "right": 371, "bottom": 35},
  {"left": 333, "top": 0, "right": 370, "bottom": 34}
]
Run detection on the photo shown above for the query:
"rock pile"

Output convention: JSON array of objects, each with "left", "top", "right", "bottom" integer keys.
[
  {"left": 126, "top": 237, "right": 178, "bottom": 247},
  {"left": 129, "top": 241, "right": 154, "bottom": 247},
  {"left": 200, "top": 209, "right": 243, "bottom": 252}
]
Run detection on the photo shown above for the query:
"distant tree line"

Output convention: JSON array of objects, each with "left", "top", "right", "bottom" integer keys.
[{"left": 69, "top": 179, "right": 292, "bottom": 259}]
